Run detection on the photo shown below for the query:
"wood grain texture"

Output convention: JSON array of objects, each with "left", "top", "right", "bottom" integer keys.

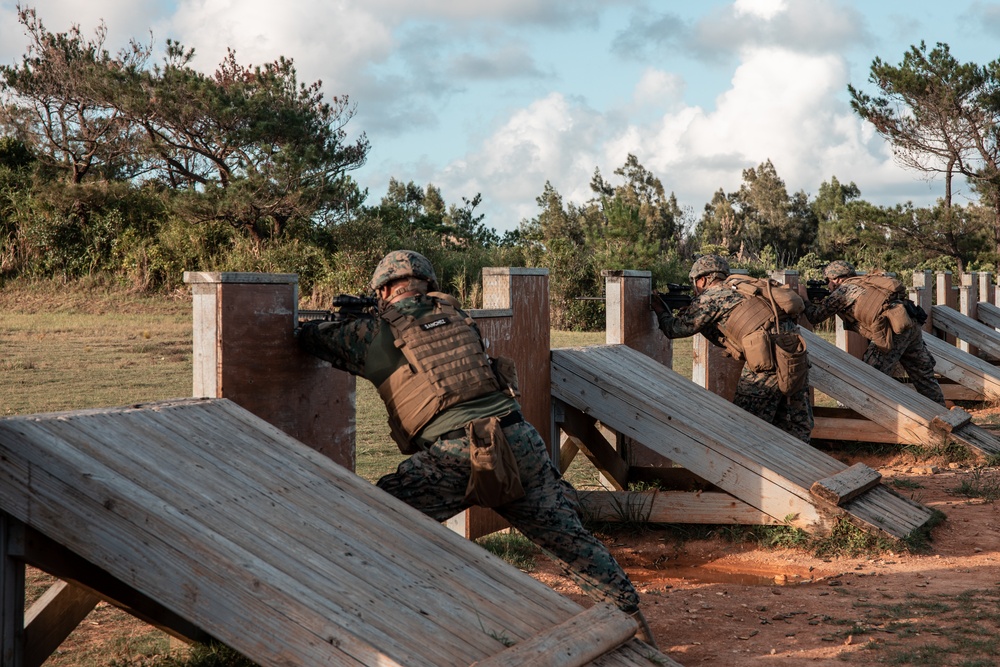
[{"left": 0, "top": 398, "right": 676, "bottom": 667}]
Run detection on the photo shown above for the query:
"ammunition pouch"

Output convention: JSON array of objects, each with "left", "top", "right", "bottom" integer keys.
[
  {"left": 885, "top": 302, "right": 914, "bottom": 334},
  {"left": 773, "top": 331, "right": 809, "bottom": 396},
  {"left": 464, "top": 415, "right": 525, "bottom": 508},
  {"left": 742, "top": 329, "right": 775, "bottom": 372}
]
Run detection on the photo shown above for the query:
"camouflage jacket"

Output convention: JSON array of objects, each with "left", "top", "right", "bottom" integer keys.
[
  {"left": 656, "top": 282, "right": 799, "bottom": 347},
  {"left": 802, "top": 283, "right": 865, "bottom": 331},
  {"left": 297, "top": 293, "right": 517, "bottom": 443}
]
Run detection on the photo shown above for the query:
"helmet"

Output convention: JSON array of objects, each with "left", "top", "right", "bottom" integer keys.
[
  {"left": 370, "top": 250, "right": 439, "bottom": 291},
  {"left": 689, "top": 255, "right": 730, "bottom": 282},
  {"left": 823, "top": 260, "right": 856, "bottom": 280}
]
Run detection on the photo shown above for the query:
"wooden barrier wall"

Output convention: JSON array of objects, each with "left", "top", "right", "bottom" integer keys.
[{"left": 184, "top": 272, "right": 356, "bottom": 469}]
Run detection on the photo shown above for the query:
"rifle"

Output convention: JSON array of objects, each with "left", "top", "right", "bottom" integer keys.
[
  {"left": 299, "top": 294, "right": 378, "bottom": 323},
  {"left": 651, "top": 283, "right": 693, "bottom": 312},
  {"left": 805, "top": 279, "right": 831, "bottom": 302}
]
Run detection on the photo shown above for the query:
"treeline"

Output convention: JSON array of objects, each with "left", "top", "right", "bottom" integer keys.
[{"left": 2, "top": 10, "right": 999, "bottom": 329}]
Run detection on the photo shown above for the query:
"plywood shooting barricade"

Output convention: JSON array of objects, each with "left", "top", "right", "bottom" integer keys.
[
  {"left": 554, "top": 270, "right": 936, "bottom": 539},
  {"left": 0, "top": 399, "right": 678, "bottom": 667}
]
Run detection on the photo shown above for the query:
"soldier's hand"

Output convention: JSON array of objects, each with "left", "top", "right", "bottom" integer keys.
[{"left": 650, "top": 293, "right": 666, "bottom": 315}]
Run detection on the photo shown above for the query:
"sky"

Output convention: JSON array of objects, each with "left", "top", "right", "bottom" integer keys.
[{"left": 2, "top": 0, "right": 999, "bottom": 234}]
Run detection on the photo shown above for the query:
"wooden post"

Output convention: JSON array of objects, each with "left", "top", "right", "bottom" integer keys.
[
  {"left": 603, "top": 270, "right": 671, "bottom": 366},
  {"left": 603, "top": 270, "right": 673, "bottom": 472},
  {"left": 183, "top": 272, "right": 356, "bottom": 469},
  {"left": 450, "top": 268, "right": 550, "bottom": 540},
  {"left": 835, "top": 318, "right": 868, "bottom": 360},
  {"left": 961, "top": 273, "right": 980, "bottom": 356},
  {"left": 691, "top": 270, "right": 746, "bottom": 401},
  {"left": 979, "top": 272, "right": 994, "bottom": 306},
  {"left": 937, "top": 271, "right": 958, "bottom": 344},
  {"left": 912, "top": 270, "right": 933, "bottom": 333},
  {"left": 0, "top": 513, "right": 24, "bottom": 667}
]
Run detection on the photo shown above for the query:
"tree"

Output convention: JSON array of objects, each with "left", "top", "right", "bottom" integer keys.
[
  {"left": 731, "top": 160, "right": 816, "bottom": 265},
  {"left": 0, "top": 7, "right": 148, "bottom": 184},
  {"left": 849, "top": 42, "right": 1000, "bottom": 270},
  {"left": 117, "top": 44, "right": 369, "bottom": 241},
  {"left": 589, "top": 154, "right": 684, "bottom": 254}
]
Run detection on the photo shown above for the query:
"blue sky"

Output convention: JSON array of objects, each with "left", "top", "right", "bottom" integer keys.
[{"left": 2, "top": 0, "right": 999, "bottom": 233}]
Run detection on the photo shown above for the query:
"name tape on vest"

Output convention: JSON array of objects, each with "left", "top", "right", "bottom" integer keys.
[{"left": 421, "top": 317, "right": 450, "bottom": 330}]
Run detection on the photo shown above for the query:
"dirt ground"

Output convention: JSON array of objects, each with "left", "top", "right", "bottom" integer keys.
[{"left": 532, "top": 423, "right": 1000, "bottom": 666}]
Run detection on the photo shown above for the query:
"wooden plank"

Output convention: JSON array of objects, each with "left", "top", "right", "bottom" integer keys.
[
  {"left": 930, "top": 407, "right": 972, "bottom": 433},
  {"left": 811, "top": 416, "right": 903, "bottom": 444},
  {"left": 578, "top": 491, "right": 777, "bottom": 525},
  {"left": 802, "top": 329, "right": 1000, "bottom": 456},
  {"left": 978, "top": 301, "right": 1000, "bottom": 330},
  {"left": 471, "top": 603, "right": 637, "bottom": 667},
  {"left": 811, "top": 463, "right": 882, "bottom": 506},
  {"left": 924, "top": 332, "right": 1000, "bottom": 401},
  {"left": 552, "top": 345, "right": 936, "bottom": 539},
  {"left": 23, "top": 581, "right": 99, "bottom": 667},
  {"left": 559, "top": 404, "right": 629, "bottom": 490},
  {"left": 932, "top": 304, "right": 1000, "bottom": 359},
  {"left": 18, "top": 525, "right": 209, "bottom": 644}
]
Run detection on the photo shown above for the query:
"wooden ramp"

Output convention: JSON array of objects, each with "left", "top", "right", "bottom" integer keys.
[
  {"left": 550, "top": 345, "right": 935, "bottom": 540},
  {"left": 802, "top": 329, "right": 1000, "bottom": 456},
  {"left": 924, "top": 332, "right": 1000, "bottom": 402},
  {"left": 0, "top": 398, "right": 678, "bottom": 667},
  {"left": 932, "top": 304, "right": 1000, "bottom": 360}
]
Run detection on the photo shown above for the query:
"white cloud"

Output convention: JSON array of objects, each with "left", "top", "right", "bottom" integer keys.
[
  {"left": 632, "top": 69, "right": 686, "bottom": 110},
  {"left": 436, "top": 92, "right": 611, "bottom": 229},
  {"left": 733, "top": 0, "right": 787, "bottom": 20}
]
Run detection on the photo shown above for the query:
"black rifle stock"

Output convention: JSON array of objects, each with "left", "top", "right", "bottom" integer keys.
[
  {"left": 299, "top": 294, "right": 377, "bottom": 323},
  {"left": 652, "top": 283, "right": 693, "bottom": 312}
]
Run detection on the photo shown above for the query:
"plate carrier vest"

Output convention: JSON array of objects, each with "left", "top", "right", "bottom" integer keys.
[
  {"left": 377, "top": 295, "right": 502, "bottom": 452},
  {"left": 840, "top": 274, "right": 909, "bottom": 350},
  {"left": 716, "top": 275, "right": 805, "bottom": 363}
]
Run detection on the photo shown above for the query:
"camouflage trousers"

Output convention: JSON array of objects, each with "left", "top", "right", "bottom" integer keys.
[
  {"left": 862, "top": 326, "right": 946, "bottom": 406},
  {"left": 376, "top": 419, "right": 640, "bottom": 612},
  {"left": 733, "top": 367, "right": 814, "bottom": 443}
]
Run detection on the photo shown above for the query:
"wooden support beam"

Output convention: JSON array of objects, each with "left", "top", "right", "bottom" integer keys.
[
  {"left": 978, "top": 301, "right": 1000, "bottom": 330},
  {"left": 810, "top": 463, "right": 882, "bottom": 506},
  {"left": 23, "top": 582, "right": 99, "bottom": 667},
  {"left": 577, "top": 490, "right": 778, "bottom": 525},
  {"left": 557, "top": 433, "right": 579, "bottom": 474},
  {"left": 470, "top": 603, "right": 638, "bottom": 667},
  {"left": 811, "top": 416, "right": 903, "bottom": 444},
  {"left": 558, "top": 404, "right": 629, "bottom": 491},
  {"left": 0, "top": 513, "right": 24, "bottom": 667}
]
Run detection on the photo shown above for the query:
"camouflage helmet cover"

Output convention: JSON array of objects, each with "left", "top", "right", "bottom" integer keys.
[
  {"left": 370, "top": 250, "right": 439, "bottom": 291},
  {"left": 823, "top": 260, "right": 856, "bottom": 280},
  {"left": 689, "top": 254, "right": 731, "bottom": 282}
]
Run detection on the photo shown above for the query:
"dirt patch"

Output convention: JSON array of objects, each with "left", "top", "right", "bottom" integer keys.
[{"left": 530, "top": 434, "right": 1000, "bottom": 666}]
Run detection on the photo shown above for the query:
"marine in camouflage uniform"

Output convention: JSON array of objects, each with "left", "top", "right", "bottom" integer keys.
[
  {"left": 803, "top": 260, "right": 946, "bottom": 406},
  {"left": 653, "top": 255, "right": 814, "bottom": 443},
  {"left": 297, "top": 250, "right": 650, "bottom": 636}
]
